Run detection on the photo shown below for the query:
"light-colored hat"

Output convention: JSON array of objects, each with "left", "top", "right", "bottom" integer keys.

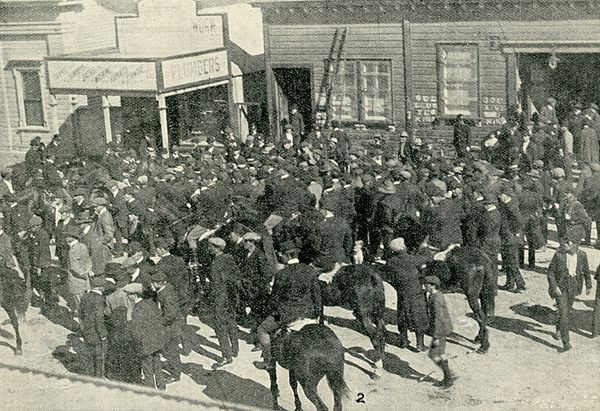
[
  {"left": 208, "top": 237, "right": 226, "bottom": 248},
  {"left": 378, "top": 180, "right": 397, "bottom": 194},
  {"left": 242, "top": 232, "right": 262, "bottom": 242},
  {"left": 389, "top": 237, "right": 406, "bottom": 252},
  {"left": 28, "top": 215, "right": 43, "bottom": 227},
  {"left": 137, "top": 175, "right": 148, "bottom": 185}
]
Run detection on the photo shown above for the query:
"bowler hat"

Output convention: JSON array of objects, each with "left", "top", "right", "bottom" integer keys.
[{"left": 208, "top": 237, "right": 226, "bottom": 248}]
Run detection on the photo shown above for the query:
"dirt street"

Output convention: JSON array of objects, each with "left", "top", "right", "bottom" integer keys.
[{"left": 1, "top": 235, "right": 599, "bottom": 410}]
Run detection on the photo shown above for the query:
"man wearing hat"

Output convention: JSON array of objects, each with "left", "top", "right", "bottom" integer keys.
[
  {"left": 423, "top": 179, "right": 464, "bottom": 252},
  {"left": 518, "top": 172, "right": 545, "bottom": 270},
  {"left": 238, "top": 232, "right": 273, "bottom": 346},
  {"left": 539, "top": 97, "right": 558, "bottom": 126},
  {"left": 453, "top": 114, "right": 471, "bottom": 160},
  {"left": 79, "top": 275, "right": 110, "bottom": 378},
  {"left": 423, "top": 275, "right": 457, "bottom": 387},
  {"left": 398, "top": 131, "right": 412, "bottom": 164},
  {"left": 92, "top": 196, "right": 115, "bottom": 263},
  {"left": 370, "top": 179, "right": 401, "bottom": 259},
  {"left": 55, "top": 205, "right": 78, "bottom": 269},
  {"left": 64, "top": 225, "right": 92, "bottom": 318},
  {"left": 207, "top": 236, "right": 240, "bottom": 369},
  {"left": 385, "top": 237, "right": 429, "bottom": 351},
  {"left": 254, "top": 241, "right": 322, "bottom": 371},
  {"left": 314, "top": 207, "right": 353, "bottom": 271},
  {"left": 24, "top": 214, "right": 53, "bottom": 307},
  {"left": 127, "top": 284, "right": 167, "bottom": 390},
  {"left": 108, "top": 180, "right": 129, "bottom": 257},
  {"left": 331, "top": 120, "right": 351, "bottom": 174},
  {"left": 498, "top": 188, "right": 526, "bottom": 292},
  {"left": 289, "top": 103, "right": 305, "bottom": 140},
  {"left": 150, "top": 267, "right": 183, "bottom": 384},
  {"left": 155, "top": 237, "right": 190, "bottom": 313},
  {"left": 546, "top": 239, "right": 591, "bottom": 352}
]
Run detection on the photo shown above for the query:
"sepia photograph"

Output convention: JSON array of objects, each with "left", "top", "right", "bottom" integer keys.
[{"left": 0, "top": 0, "right": 599, "bottom": 409}]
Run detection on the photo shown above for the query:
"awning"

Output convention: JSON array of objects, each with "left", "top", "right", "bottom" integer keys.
[{"left": 45, "top": 48, "right": 230, "bottom": 96}]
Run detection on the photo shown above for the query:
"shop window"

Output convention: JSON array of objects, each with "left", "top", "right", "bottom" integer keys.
[
  {"left": 437, "top": 44, "right": 479, "bottom": 117},
  {"left": 15, "top": 69, "right": 46, "bottom": 127},
  {"left": 329, "top": 59, "right": 392, "bottom": 124}
]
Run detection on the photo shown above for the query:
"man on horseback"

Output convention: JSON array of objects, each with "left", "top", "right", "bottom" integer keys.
[{"left": 253, "top": 241, "right": 322, "bottom": 371}]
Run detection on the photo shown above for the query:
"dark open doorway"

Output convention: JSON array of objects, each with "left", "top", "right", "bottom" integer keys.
[
  {"left": 273, "top": 67, "right": 313, "bottom": 136},
  {"left": 519, "top": 53, "right": 600, "bottom": 120}
]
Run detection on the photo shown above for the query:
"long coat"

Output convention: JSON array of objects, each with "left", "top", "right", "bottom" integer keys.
[
  {"left": 130, "top": 298, "right": 167, "bottom": 356},
  {"left": 427, "top": 291, "right": 453, "bottom": 338},
  {"left": 425, "top": 199, "right": 464, "bottom": 250},
  {"left": 79, "top": 290, "right": 108, "bottom": 345},
  {"left": 271, "top": 262, "right": 322, "bottom": 325},
  {"left": 385, "top": 251, "right": 429, "bottom": 333},
  {"left": 580, "top": 126, "right": 599, "bottom": 164}
]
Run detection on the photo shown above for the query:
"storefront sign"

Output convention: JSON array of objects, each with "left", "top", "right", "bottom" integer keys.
[
  {"left": 161, "top": 49, "right": 229, "bottom": 90},
  {"left": 46, "top": 60, "right": 157, "bottom": 91},
  {"left": 118, "top": 14, "right": 224, "bottom": 57},
  {"left": 413, "top": 94, "right": 438, "bottom": 123}
]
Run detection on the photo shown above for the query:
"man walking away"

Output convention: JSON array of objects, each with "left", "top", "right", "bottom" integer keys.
[
  {"left": 424, "top": 275, "right": 457, "bottom": 388},
  {"left": 79, "top": 276, "right": 109, "bottom": 378}
]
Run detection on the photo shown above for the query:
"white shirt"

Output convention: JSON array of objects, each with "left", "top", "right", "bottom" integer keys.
[
  {"left": 3, "top": 180, "right": 14, "bottom": 194},
  {"left": 566, "top": 252, "right": 577, "bottom": 277}
]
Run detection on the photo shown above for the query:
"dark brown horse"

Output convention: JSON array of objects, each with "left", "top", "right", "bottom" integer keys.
[
  {"left": 424, "top": 246, "right": 496, "bottom": 353},
  {"left": 0, "top": 266, "right": 24, "bottom": 355},
  {"left": 268, "top": 323, "right": 348, "bottom": 411},
  {"left": 320, "top": 264, "right": 386, "bottom": 378}
]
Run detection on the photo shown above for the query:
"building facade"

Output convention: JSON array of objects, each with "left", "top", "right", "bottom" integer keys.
[
  {"left": 0, "top": 0, "right": 124, "bottom": 166},
  {"left": 253, "top": 0, "right": 600, "bottom": 151}
]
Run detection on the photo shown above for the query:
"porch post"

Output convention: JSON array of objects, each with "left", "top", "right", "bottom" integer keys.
[
  {"left": 101, "top": 95, "right": 113, "bottom": 144},
  {"left": 157, "top": 94, "right": 169, "bottom": 153}
]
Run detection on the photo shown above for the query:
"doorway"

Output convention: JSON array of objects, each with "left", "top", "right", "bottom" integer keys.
[
  {"left": 273, "top": 67, "right": 313, "bottom": 138},
  {"left": 518, "top": 53, "right": 600, "bottom": 120}
]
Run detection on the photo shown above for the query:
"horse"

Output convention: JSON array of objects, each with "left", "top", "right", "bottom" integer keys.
[
  {"left": 268, "top": 323, "right": 349, "bottom": 411},
  {"left": 320, "top": 264, "right": 386, "bottom": 379},
  {"left": 424, "top": 246, "right": 496, "bottom": 354},
  {"left": 0, "top": 266, "right": 24, "bottom": 355}
]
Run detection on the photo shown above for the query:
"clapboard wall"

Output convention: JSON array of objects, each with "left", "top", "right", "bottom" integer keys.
[{"left": 266, "top": 23, "right": 406, "bottom": 130}]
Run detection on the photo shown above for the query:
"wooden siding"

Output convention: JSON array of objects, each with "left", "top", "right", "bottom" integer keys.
[
  {"left": 60, "top": 0, "right": 118, "bottom": 55},
  {"left": 267, "top": 23, "right": 406, "bottom": 129}
]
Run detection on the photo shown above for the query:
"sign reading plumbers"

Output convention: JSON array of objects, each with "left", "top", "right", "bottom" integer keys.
[{"left": 160, "top": 49, "right": 229, "bottom": 90}]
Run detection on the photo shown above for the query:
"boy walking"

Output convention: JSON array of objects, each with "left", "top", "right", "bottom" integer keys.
[{"left": 424, "top": 275, "right": 457, "bottom": 387}]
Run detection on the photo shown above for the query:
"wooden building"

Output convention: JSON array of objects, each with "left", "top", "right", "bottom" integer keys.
[
  {"left": 0, "top": 0, "right": 125, "bottom": 166},
  {"left": 253, "top": 0, "right": 600, "bottom": 151}
]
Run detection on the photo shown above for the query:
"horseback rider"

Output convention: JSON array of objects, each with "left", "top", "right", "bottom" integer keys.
[{"left": 253, "top": 240, "right": 323, "bottom": 371}]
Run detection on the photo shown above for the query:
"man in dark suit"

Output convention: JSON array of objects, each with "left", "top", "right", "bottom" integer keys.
[
  {"left": 156, "top": 237, "right": 190, "bottom": 314},
  {"left": 254, "top": 241, "right": 322, "bottom": 371},
  {"left": 24, "top": 214, "right": 53, "bottom": 306},
  {"left": 108, "top": 180, "right": 129, "bottom": 257},
  {"left": 547, "top": 240, "right": 591, "bottom": 351},
  {"left": 150, "top": 268, "right": 182, "bottom": 383},
  {"left": 314, "top": 208, "right": 353, "bottom": 271},
  {"left": 423, "top": 275, "right": 457, "bottom": 388},
  {"left": 207, "top": 237, "right": 240, "bottom": 369},
  {"left": 79, "top": 276, "right": 109, "bottom": 378},
  {"left": 499, "top": 189, "right": 526, "bottom": 292},
  {"left": 128, "top": 286, "right": 167, "bottom": 390},
  {"left": 453, "top": 114, "right": 471, "bottom": 159}
]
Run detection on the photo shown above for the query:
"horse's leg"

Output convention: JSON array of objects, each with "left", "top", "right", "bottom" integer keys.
[
  {"left": 289, "top": 370, "right": 302, "bottom": 411},
  {"left": 267, "top": 366, "right": 280, "bottom": 410},
  {"left": 358, "top": 314, "right": 383, "bottom": 379},
  {"left": 6, "top": 307, "right": 22, "bottom": 355},
  {"left": 466, "top": 294, "right": 488, "bottom": 354},
  {"left": 301, "top": 380, "right": 328, "bottom": 411}
]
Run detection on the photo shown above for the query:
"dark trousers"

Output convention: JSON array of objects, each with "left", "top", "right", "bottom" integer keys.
[
  {"left": 141, "top": 352, "right": 165, "bottom": 389},
  {"left": 502, "top": 244, "right": 525, "bottom": 289},
  {"left": 593, "top": 285, "right": 600, "bottom": 338},
  {"left": 86, "top": 341, "right": 106, "bottom": 378},
  {"left": 214, "top": 311, "right": 239, "bottom": 360},
  {"left": 162, "top": 334, "right": 182, "bottom": 378},
  {"left": 556, "top": 292, "right": 576, "bottom": 346},
  {"left": 518, "top": 235, "right": 536, "bottom": 268}
]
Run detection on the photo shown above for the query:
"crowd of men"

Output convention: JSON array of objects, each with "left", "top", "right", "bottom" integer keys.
[{"left": 0, "top": 100, "right": 599, "bottom": 390}]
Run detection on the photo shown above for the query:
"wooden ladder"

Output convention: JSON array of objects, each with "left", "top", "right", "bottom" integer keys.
[{"left": 315, "top": 27, "right": 348, "bottom": 123}]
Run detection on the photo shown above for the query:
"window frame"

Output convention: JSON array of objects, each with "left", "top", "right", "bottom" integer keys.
[
  {"left": 326, "top": 58, "right": 393, "bottom": 127},
  {"left": 436, "top": 43, "right": 480, "bottom": 119},
  {"left": 13, "top": 66, "right": 48, "bottom": 129}
]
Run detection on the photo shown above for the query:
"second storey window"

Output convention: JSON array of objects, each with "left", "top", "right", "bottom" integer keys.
[
  {"left": 329, "top": 59, "right": 392, "bottom": 124},
  {"left": 15, "top": 69, "right": 45, "bottom": 127}
]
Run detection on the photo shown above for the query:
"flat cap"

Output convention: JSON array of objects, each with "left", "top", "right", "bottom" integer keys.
[
  {"left": 28, "top": 215, "right": 43, "bottom": 227},
  {"left": 388, "top": 237, "right": 406, "bottom": 252},
  {"left": 423, "top": 275, "right": 441, "bottom": 287},
  {"left": 208, "top": 237, "right": 226, "bottom": 248}
]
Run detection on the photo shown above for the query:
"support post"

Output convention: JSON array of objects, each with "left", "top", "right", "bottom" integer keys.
[
  {"left": 101, "top": 95, "right": 113, "bottom": 144},
  {"left": 157, "top": 94, "right": 169, "bottom": 153}
]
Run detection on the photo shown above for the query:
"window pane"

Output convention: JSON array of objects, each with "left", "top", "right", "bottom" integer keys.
[
  {"left": 20, "top": 71, "right": 44, "bottom": 126},
  {"left": 438, "top": 45, "right": 479, "bottom": 116},
  {"left": 330, "top": 60, "right": 358, "bottom": 122},
  {"left": 24, "top": 101, "right": 44, "bottom": 126},
  {"left": 22, "top": 72, "right": 42, "bottom": 100},
  {"left": 360, "top": 61, "right": 392, "bottom": 122}
]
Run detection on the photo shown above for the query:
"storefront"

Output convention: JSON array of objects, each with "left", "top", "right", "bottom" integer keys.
[
  {"left": 46, "top": 3, "right": 234, "bottom": 156},
  {"left": 253, "top": 0, "right": 600, "bottom": 150}
]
